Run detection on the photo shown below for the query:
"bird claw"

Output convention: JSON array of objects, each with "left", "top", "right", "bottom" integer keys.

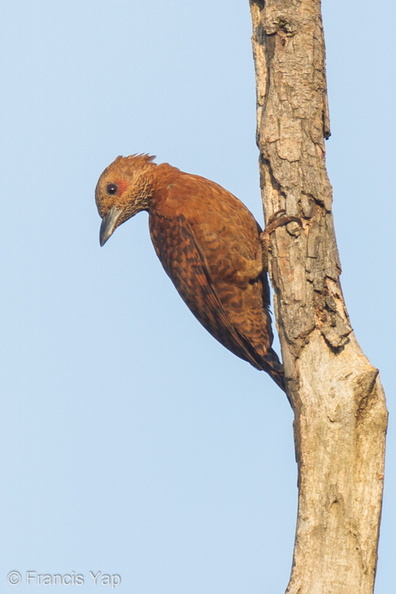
[
  {"left": 261, "top": 211, "right": 302, "bottom": 270},
  {"left": 264, "top": 210, "right": 302, "bottom": 236}
]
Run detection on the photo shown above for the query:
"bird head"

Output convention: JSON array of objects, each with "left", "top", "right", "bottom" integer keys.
[{"left": 95, "top": 154, "right": 157, "bottom": 246}]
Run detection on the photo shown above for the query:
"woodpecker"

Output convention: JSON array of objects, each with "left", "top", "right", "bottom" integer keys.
[{"left": 96, "top": 154, "right": 287, "bottom": 390}]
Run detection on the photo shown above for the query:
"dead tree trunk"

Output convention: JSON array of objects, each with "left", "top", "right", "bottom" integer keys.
[{"left": 248, "top": 1, "right": 388, "bottom": 592}]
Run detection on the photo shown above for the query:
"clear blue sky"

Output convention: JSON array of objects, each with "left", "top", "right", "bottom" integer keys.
[{"left": 1, "top": 1, "right": 394, "bottom": 592}]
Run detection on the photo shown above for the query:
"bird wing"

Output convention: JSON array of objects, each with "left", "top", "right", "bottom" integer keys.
[{"left": 149, "top": 211, "right": 264, "bottom": 369}]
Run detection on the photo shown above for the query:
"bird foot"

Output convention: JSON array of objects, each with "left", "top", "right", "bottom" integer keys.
[{"left": 261, "top": 210, "right": 302, "bottom": 270}]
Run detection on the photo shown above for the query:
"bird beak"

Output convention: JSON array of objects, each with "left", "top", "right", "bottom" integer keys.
[{"left": 99, "top": 206, "right": 122, "bottom": 246}]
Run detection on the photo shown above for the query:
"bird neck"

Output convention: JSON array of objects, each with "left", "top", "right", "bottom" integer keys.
[{"left": 151, "top": 163, "right": 181, "bottom": 195}]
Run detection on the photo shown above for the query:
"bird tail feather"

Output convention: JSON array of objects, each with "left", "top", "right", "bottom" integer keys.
[{"left": 261, "top": 348, "right": 286, "bottom": 392}]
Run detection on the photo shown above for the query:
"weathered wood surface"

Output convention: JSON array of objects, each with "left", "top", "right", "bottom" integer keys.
[{"left": 249, "top": 1, "right": 388, "bottom": 592}]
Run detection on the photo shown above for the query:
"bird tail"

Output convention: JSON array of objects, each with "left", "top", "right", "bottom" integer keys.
[{"left": 261, "top": 348, "right": 286, "bottom": 392}]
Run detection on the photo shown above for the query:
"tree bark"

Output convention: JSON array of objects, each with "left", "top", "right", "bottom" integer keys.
[{"left": 248, "top": 1, "right": 388, "bottom": 592}]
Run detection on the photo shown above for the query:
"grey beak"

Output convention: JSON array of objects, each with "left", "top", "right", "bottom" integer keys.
[{"left": 100, "top": 206, "right": 122, "bottom": 246}]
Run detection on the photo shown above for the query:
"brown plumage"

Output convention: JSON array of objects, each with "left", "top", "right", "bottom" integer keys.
[{"left": 95, "top": 154, "right": 285, "bottom": 390}]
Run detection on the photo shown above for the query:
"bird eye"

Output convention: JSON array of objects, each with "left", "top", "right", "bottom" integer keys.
[{"left": 106, "top": 183, "right": 118, "bottom": 195}]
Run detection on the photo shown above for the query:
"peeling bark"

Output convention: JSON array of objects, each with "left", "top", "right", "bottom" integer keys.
[{"left": 248, "top": 1, "right": 388, "bottom": 592}]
